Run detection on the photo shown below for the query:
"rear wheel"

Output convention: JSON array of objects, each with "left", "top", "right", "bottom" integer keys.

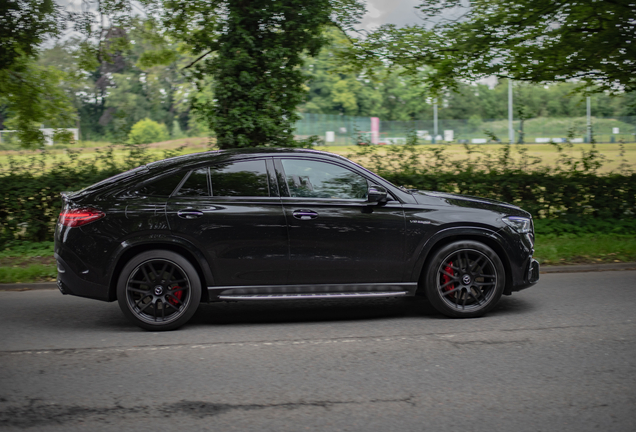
[
  {"left": 117, "top": 250, "right": 201, "bottom": 331},
  {"left": 424, "top": 241, "right": 505, "bottom": 318}
]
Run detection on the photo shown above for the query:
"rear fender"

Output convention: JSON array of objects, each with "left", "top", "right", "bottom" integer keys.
[{"left": 106, "top": 235, "right": 214, "bottom": 302}]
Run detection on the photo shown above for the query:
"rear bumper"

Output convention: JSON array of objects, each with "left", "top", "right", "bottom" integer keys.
[{"left": 55, "top": 253, "right": 110, "bottom": 302}]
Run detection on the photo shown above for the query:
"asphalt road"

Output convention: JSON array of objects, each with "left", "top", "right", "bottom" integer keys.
[{"left": 0, "top": 271, "right": 635, "bottom": 431}]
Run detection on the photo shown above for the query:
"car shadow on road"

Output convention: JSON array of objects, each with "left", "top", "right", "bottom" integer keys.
[
  {"left": 188, "top": 295, "right": 536, "bottom": 326},
  {"left": 189, "top": 297, "right": 436, "bottom": 326},
  {"left": 6, "top": 292, "right": 535, "bottom": 333}
]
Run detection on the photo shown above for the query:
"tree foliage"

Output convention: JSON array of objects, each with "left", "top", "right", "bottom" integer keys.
[
  {"left": 0, "top": 0, "right": 74, "bottom": 147},
  {"left": 0, "top": 0, "right": 63, "bottom": 69},
  {"left": 0, "top": 58, "right": 75, "bottom": 148},
  {"left": 342, "top": 0, "right": 636, "bottom": 95}
]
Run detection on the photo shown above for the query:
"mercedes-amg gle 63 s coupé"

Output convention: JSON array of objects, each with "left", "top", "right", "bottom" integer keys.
[{"left": 55, "top": 149, "right": 539, "bottom": 330}]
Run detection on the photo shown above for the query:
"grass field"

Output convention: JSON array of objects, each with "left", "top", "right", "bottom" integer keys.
[
  {"left": 2, "top": 139, "right": 634, "bottom": 174},
  {"left": 323, "top": 143, "right": 636, "bottom": 173}
]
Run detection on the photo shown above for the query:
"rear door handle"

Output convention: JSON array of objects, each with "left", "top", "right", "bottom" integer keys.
[
  {"left": 178, "top": 210, "right": 204, "bottom": 219},
  {"left": 293, "top": 210, "right": 318, "bottom": 220}
]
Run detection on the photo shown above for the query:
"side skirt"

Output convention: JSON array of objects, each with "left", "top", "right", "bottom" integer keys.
[{"left": 207, "top": 282, "right": 418, "bottom": 302}]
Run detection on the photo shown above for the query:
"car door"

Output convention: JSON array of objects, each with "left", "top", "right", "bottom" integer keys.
[
  {"left": 166, "top": 158, "right": 288, "bottom": 286},
  {"left": 275, "top": 157, "right": 406, "bottom": 285}
]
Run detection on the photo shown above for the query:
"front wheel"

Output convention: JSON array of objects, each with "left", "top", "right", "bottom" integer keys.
[
  {"left": 117, "top": 250, "right": 201, "bottom": 331},
  {"left": 424, "top": 241, "right": 505, "bottom": 318}
]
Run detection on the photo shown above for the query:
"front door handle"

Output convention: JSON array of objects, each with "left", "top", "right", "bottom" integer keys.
[
  {"left": 178, "top": 210, "right": 204, "bottom": 219},
  {"left": 293, "top": 210, "right": 318, "bottom": 220}
]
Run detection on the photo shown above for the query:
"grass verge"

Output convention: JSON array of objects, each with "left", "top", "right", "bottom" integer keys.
[
  {"left": 0, "top": 235, "right": 635, "bottom": 284},
  {"left": 0, "top": 264, "right": 57, "bottom": 284},
  {"left": 534, "top": 234, "right": 636, "bottom": 266}
]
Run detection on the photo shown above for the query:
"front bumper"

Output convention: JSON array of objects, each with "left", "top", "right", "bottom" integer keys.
[{"left": 506, "top": 258, "right": 539, "bottom": 294}]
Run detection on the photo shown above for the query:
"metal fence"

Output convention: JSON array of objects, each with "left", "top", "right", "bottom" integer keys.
[{"left": 294, "top": 114, "right": 636, "bottom": 145}]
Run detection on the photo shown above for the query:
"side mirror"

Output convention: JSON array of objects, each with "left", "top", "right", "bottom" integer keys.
[{"left": 367, "top": 185, "right": 388, "bottom": 204}]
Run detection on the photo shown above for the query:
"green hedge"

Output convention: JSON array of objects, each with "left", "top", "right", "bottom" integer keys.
[
  {"left": 349, "top": 141, "right": 636, "bottom": 222},
  {"left": 1, "top": 143, "right": 635, "bottom": 245},
  {"left": 0, "top": 146, "right": 180, "bottom": 245},
  {"left": 380, "top": 170, "right": 636, "bottom": 221}
]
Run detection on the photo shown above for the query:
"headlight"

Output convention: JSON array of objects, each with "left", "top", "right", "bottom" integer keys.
[{"left": 503, "top": 216, "right": 532, "bottom": 234}]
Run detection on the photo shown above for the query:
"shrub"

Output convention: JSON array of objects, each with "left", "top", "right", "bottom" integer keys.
[{"left": 128, "top": 119, "right": 169, "bottom": 144}]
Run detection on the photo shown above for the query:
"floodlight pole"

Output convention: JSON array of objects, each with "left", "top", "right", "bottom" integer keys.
[
  {"left": 586, "top": 94, "right": 592, "bottom": 143},
  {"left": 433, "top": 98, "right": 438, "bottom": 144},
  {"left": 508, "top": 79, "right": 514, "bottom": 144}
]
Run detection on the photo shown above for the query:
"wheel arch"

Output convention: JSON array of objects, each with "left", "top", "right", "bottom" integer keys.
[
  {"left": 107, "top": 239, "right": 213, "bottom": 303},
  {"left": 414, "top": 228, "right": 512, "bottom": 294}
]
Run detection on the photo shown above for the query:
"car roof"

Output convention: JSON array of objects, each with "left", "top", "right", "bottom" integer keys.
[{"left": 145, "top": 147, "right": 352, "bottom": 171}]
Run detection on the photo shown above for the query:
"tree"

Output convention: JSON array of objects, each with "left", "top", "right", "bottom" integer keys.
[
  {"left": 158, "top": 0, "right": 365, "bottom": 149},
  {"left": 0, "top": 0, "right": 74, "bottom": 147},
  {"left": 343, "top": 0, "right": 636, "bottom": 96}
]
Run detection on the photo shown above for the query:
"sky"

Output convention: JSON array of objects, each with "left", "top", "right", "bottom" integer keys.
[
  {"left": 60, "top": 0, "right": 426, "bottom": 30},
  {"left": 359, "top": 0, "right": 425, "bottom": 30}
]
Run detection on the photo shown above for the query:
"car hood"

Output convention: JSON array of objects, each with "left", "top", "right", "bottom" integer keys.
[{"left": 412, "top": 190, "right": 529, "bottom": 215}]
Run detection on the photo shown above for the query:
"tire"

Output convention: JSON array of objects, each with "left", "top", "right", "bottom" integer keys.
[
  {"left": 424, "top": 240, "right": 505, "bottom": 318},
  {"left": 117, "top": 250, "right": 201, "bottom": 331}
]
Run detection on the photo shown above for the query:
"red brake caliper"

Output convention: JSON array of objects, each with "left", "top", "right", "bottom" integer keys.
[
  {"left": 168, "top": 287, "right": 183, "bottom": 306},
  {"left": 442, "top": 261, "right": 454, "bottom": 298}
]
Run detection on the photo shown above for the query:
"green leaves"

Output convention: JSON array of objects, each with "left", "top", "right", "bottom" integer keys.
[
  {"left": 345, "top": 0, "right": 636, "bottom": 96},
  {"left": 0, "top": 57, "right": 76, "bottom": 148},
  {"left": 0, "top": 0, "right": 64, "bottom": 69},
  {"left": 127, "top": 118, "right": 169, "bottom": 144}
]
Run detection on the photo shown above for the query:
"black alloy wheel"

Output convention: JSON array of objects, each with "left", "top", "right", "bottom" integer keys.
[
  {"left": 424, "top": 241, "right": 505, "bottom": 318},
  {"left": 117, "top": 250, "right": 201, "bottom": 331}
]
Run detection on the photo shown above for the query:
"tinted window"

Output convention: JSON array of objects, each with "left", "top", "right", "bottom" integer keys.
[
  {"left": 175, "top": 168, "right": 209, "bottom": 197},
  {"left": 132, "top": 172, "right": 184, "bottom": 197},
  {"left": 210, "top": 160, "right": 269, "bottom": 197},
  {"left": 281, "top": 159, "right": 368, "bottom": 199}
]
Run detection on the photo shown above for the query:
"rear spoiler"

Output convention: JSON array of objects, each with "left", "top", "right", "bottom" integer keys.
[{"left": 61, "top": 191, "right": 80, "bottom": 200}]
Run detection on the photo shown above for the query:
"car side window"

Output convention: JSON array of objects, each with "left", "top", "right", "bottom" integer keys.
[
  {"left": 131, "top": 172, "right": 185, "bottom": 197},
  {"left": 175, "top": 168, "right": 210, "bottom": 197},
  {"left": 210, "top": 160, "right": 270, "bottom": 197},
  {"left": 280, "top": 159, "right": 368, "bottom": 200}
]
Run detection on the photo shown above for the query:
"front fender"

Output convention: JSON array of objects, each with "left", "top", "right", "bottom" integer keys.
[{"left": 408, "top": 226, "right": 506, "bottom": 282}]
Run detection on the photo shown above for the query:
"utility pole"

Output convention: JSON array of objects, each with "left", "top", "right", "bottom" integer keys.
[
  {"left": 433, "top": 98, "right": 438, "bottom": 144},
  {"left": 508, "top": 79, "right": 514, "bottom": 144}
]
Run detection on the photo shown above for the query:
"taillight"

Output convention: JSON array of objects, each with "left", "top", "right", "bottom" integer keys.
[{"left": 59, "top": 208, "right": 105, "bottom": 227}]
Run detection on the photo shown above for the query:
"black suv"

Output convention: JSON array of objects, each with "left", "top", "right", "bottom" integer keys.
[{"left": 55, "top": 148, "right": 539, "bottom": 330}]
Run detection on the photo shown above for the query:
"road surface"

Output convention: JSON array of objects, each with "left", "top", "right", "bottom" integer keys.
[{"left": 0, "top": 271, "right": 634, "bottom": 431}]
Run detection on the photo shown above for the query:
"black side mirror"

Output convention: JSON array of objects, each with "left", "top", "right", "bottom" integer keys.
[{"left": 367, "top": 185, "right": 388, "bottom": 204}]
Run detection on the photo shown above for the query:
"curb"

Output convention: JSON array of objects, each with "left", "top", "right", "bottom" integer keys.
[
  {"left": 0, "top": 282, "right": 58, "bottom": 291},
  {"left": 1, "top": 262, "right": 635, "bottom": 291},
  {"left": 540, "top": 262, "right": 636, "bottom": 274}
]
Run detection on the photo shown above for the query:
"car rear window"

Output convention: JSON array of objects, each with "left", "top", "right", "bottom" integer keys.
[
  {"left": 133, "top": 172, "right": 185, "bottom": 197},
  {"left": 175, "top": 168, "right": 210, "bottom": 197},
  {"left": 210, "top": 160, "right": 269, "bottom": 197}
]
